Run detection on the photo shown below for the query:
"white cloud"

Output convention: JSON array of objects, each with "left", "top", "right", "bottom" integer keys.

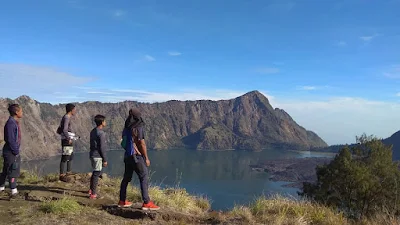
[
  {"left": 296, "top": 85, "right": 330, "bottom": 91},
  {"left": 255, "top": 67, "right": 280, "bottom": 74},
  {"left": 0, "top": 64, "right": 92, "bottom": 100},
  {"left": 86, "top": 91, "right": 114, "bottom": 95},
  {"left": 106, "top": 89, "right": 256, "bottom": 102},
  {"left": 360, "top": 33, "right": 381, "bottom": 42},
  {"left": 297, "top": 86, "right": 317, "bottom": 91},
  {"left": 168, "top": 51, "right": 182, "bottom": 56},
  {"left": 336, "top": 41, "right": 347, "bottom": 47},
  {"left": 144, "top": 55, "right": 155, "bottom": 62},
  {"left": 113, "top": 10, "right": 126, "bottom": 17},
  {"left": 383, "top": 65, "right": 400, "bottom": 79},
  {"left": 273, "top": 97, "right": 400, "bottom": 145}
]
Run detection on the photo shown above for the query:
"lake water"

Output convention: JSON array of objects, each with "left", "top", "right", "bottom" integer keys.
[{"left": 23, "top": 149, "right": 331, "bottom": 210}]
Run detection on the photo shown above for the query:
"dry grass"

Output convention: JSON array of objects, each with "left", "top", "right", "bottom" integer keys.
[
  {"left": 228, "top": 195, "right": 349, "bottom": 225},
  {"left": 11, "top": 172, "right": 400, "bottom": 225},
  {"left": 100, "top": 176, "right": 210, "bottom": 215}
]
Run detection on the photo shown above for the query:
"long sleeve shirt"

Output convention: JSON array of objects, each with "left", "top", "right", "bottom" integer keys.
[
  {"left": 90, "top": 127, "right": 107, "bottom": 162},
  {"left": 3, "top": 117, "right": 21, "bottom": 155}
]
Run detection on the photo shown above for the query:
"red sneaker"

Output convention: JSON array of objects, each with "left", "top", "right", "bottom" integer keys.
[
  {"left": 89, "top": 194, "right": 97, "bottom": 199},
  {"left": 118, "top": 200, "right": 133, "bottom": 208},
  {"left": 142, "top": 201, "right": 160, "bottom": 211}
]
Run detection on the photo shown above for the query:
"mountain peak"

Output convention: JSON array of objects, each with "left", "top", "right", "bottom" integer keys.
[
  {"left": 240, "top": 90, "right": 269, "bottom": 100},
  {"left": 17, "top": 95, "right": 32, "bottom": 100}
]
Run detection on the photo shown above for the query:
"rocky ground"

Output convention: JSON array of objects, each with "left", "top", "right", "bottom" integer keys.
[{"left": 250, "top": 157, "right": 332, "bottom": 188}]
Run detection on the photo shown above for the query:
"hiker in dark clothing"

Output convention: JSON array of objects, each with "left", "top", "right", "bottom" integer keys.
[
  {"left": 0, "top": 104, "right": 23, "bottom": 198},
  {"left": 89, "top": 114, "right": 108, "bottom": 199},
  {"left": 58, "top": 103, "right": 77, "bottom": 181},
  {"left": 118, "top": 108, "right": 160, "bottom": 210}
]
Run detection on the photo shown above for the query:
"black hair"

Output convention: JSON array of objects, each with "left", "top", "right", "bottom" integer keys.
[
  {"left": 66, "top": 103, "right": 75, "bottom": 113},
  {"left": 94, "top": 114, "right": 106, "bottom": 126},
  {"left": 8, "top": 104, "right": 21, "bottom": 116}
]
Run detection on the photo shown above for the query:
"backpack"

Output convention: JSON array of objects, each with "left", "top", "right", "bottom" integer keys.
[
  {"left": 56, "top": 126, "right": 63, "bottom": 135},
  {"left": 121, "top": 128, "right": 136, "bottom": 156}
]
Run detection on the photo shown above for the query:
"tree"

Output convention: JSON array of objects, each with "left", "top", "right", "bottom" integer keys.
[{"left": 300, "top": 134, "right": 400, "bottom": 219}]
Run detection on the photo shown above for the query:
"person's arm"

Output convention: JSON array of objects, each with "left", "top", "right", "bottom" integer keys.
[
  {"left": 5, "top": 122, "right": 19, "bottom": 155},
  {"left": 136, "top": 139, "right": 148, "bottom": 159},
  {"left": 134, "top": 127, "right": 150, "bottom": 166},
  {"left": 99, "top": 131, "right": 107, "bottom": 163},
  {"left": 62, "top": 116, "right": 71, "bottom": 141}
]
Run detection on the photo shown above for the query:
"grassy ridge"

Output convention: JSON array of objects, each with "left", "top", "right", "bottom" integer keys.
[{"left": 1, "top": 170, "right": 398, "bottom": 224}]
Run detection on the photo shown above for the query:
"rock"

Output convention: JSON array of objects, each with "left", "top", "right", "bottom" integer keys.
[
  {"left": 0, "top": 91, "right": 327, "bottom": 160},
  {"left": 102, "top": 205, "right": 200, "bottom": 223}
]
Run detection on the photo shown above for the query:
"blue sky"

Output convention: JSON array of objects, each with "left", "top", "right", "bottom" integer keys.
[{"left": 0, "top": 0, "right": 400, "bottom": 145}]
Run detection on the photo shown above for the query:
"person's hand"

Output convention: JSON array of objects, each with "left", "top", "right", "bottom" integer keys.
[
  {"left": 145, "top": 158, "right": 150, "bottom": 167},
  {"left": 68, "top": 139, "right": 72, "bottom": 145},
  {"left": 103, "top": 161, "right": 108, "bottom": 167}
]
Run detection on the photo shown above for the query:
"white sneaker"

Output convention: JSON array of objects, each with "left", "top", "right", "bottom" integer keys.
[
  {"left": 11, "top": 188, "right": 18, "bottom": 195},
  {"left": 0, "top": 186, "right": 5, "bottom": 192}
]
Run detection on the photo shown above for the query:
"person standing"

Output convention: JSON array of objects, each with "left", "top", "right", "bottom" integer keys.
[
  {"left": 58, "top": 103, "right": 77, "bottom": 181},
  {"left": 118, "top": 108, "right": 160, "bottom": 210},
  {"left": 89, "top": 114, "right": 108, "bottom": 199},
  {"left": 0, "top": 104, "right": 23, "bottom": 198}
]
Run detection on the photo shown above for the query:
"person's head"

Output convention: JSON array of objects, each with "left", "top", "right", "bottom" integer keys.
[
  {"left": 94, "top": 114, "right": 106, "bottom": 128},
  {"left": 128, "top": 108, "right": 141, "bottom": 119},
  {"left": 66, "top": 103, "right": 76, "bottom": 115},
  {"left": 8, "top": 104, "right": 23, "bottom": 119}
]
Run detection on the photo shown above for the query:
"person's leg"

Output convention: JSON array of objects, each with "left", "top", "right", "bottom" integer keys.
[
  {"left": 134, "top": 156, "right": 150, "bottom": 204},
  {"left": 90, "top": 158, "right": 102, "bottom": 197},
  {"left": 9, "top": 177, "right": 17, "bottom": 195},
  {"left": 60, "top": 156, "right": 67, "bottom": 175},
  {"left": 135, "top": 156, "right": 160, "bottom": 210},
  {"left": 0, "top": 156, "right": 9, "bottom": 191},
  {"left": 8, "top": 154, "right": 20, "bottom": 196},
  {"left": 119, "top": 157, "right": 134, "bottom": 202},
  {"left": 67, "top": 153, "right": 74, "bottom": 174}
]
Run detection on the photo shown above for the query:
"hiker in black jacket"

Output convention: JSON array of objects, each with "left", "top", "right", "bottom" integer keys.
[
  {"left": 0, "top": 104, "right": 23, "bottom": 198},
  {"left": 88, "top": 114, "right": 108, "bottom": 199}
]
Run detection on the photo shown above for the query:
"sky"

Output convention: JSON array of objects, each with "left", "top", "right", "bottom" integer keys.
[{"left": 0, "top": 0, "right": 400, "bottom": 145}]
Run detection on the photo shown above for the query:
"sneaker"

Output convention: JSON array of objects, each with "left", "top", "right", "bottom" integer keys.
[
  {"left": 142, "top": 201, "right": 160, "bottom": 211},
  {"left": 0, "top": 186, "right": 5, "bottom": 192},
  {"left": 88, "top": 189, "right": 92, "bottom": 195},
  {"left": 9, "top": 193, "right": 23, "bottom": 201},
  {"left": 59, "top": 174, "right": 66, "bottom": 182},
  {"left": 89, "top": 194, "right": 97, "bottom": 199},
  {"left": 118, "top": 200, "right": 133, "bottom": 208}
]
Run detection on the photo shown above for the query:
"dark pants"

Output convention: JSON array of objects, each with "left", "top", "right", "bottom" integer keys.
[
  {"left": 60, "top": 153, "right": 74, "bottom": 175},
  {"left": 0, "top": 154, "right": 21, "bottom": 189},
  {"left": 90, "top": 171, "right": 101, "bottom": 195},
  {"left": 119, "top": 155, "right": 150, "bottom": 203}
]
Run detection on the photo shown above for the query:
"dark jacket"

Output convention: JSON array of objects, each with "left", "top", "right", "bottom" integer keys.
[
  {"left": 3, "top": 117, "right": 21, "bottom": 156},
  {"left": 90, "top": 127, "right": 107, "bottom": 162}
]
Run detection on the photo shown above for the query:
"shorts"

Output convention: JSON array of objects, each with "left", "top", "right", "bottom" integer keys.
[
  {"left": 91, "top": 158, "right": 103, "bottom": 171},
  {"left": 62, "top": 146, "right": 74, "bottom": 156}
]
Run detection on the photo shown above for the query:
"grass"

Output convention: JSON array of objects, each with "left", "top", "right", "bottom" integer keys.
[
  {"left": 229, "top": 195, "right": 349, "bottom": 225},
  {"left": 101, "top": 176, "right": 210, "bottom": 215},
  {"left": 7, "top": 171, "right": 400, "bottom": 224},
  {"left": 39, "top": 197, "right": 82, "bottom": 215}
]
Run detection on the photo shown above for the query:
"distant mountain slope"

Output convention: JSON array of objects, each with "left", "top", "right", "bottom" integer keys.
[
  {"left": 312, "top": 131, "right": 400, "bottom": 160},
  {"left": 0, "top": 91, "right": 327, "bottom": 160},
  {"left": 383, "top": 131, "right": 400, "bottom": 160}
]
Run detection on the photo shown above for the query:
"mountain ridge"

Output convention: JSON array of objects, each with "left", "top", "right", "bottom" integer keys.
[{"left": 0, "top": 91, "right": 327, "bottom": 160}]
